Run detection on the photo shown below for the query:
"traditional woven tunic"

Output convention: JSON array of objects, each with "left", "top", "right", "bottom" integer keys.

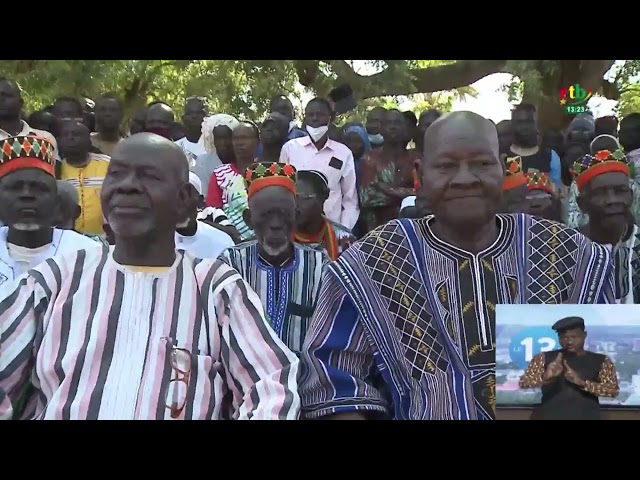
[
  {"left": 0, "top": 246, "right": 300, "bottom": 420},
  {"left": 300, "top": 214, "right": 615, "bottom": 420},
  {"left": 609, "top": 223, "right": 640, "bottom": 304},
  {"left": 219, "top": 241, "right": 327, "bottom": 355}
]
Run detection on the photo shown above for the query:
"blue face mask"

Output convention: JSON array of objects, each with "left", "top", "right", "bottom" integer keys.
[{"left": 368, "top": 133, "right": 384, "bottom": 146}]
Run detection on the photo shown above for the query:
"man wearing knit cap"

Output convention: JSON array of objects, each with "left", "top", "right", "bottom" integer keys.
[
  {"left": 0, "top": 135, "right": 98, "bottom": 290},
  {"left": 524, "top": 171, "right": 561, "bottom": 221},
  {"left": 572, "top": 147, "right": 640, "bottom": 303},
  {"left": 219, "top": 162, "right": 327, "bottom": 356}
]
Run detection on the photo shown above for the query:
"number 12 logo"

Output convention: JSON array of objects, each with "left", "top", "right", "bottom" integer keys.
[{"left": 508, "top": 327, "right": 558, "bottom": 370}]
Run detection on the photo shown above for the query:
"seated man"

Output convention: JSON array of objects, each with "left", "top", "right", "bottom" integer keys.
[
  {"left": 0, "top": 134, "right": 300, "bottom": 420},
  {"left": 299, "top": 112, "right": 615, "bottom": 421},
  {"left": 571, "top": 148, "right": 640, "bottom": 304},
  {"left": 0, "top": 136, "right": 99, "bottom": 290},
  {"left": 219, "top": 162, "right": 327, "bottom": 356}
]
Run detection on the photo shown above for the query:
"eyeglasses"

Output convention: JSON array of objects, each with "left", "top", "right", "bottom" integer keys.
[
  {"left": 163, "top": 337, "right": 192, "bottom": 419},
  {"left": 296, "top": 194, "right": 318, "bottom": 200}
]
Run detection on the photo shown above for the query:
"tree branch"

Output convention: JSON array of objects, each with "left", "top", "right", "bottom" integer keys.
[
  {"left": 601, "top": 79, "right": 621, "bottom": 100},
  {"left": 293, "top": 60, "right": 508, "bottom": 100}
]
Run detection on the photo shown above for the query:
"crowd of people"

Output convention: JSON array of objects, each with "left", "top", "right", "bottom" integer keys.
[{"left": 0, "top": 74, "right": 639, "bottom": 420}]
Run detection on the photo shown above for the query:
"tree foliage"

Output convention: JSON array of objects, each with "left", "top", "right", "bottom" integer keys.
[{"left": 1, "top": 60, "right": 637, "bottom": 130}]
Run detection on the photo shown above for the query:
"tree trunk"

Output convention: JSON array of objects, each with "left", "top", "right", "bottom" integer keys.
[{"left": 523, "top": 60, "right": 616, "bottom": 132}]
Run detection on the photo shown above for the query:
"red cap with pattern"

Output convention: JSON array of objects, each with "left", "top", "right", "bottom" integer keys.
[{"left": 0, "top": 135, "right": 56, "bottom": 179}]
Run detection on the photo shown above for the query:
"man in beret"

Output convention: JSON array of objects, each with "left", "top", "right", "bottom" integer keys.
[{"left": 519, "top": 316, "right": 619, "bottom": 420}]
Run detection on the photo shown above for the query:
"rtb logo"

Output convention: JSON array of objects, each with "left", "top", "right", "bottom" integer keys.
[{"left": 559, "top": 84, "right": 593, "bottom": 115}]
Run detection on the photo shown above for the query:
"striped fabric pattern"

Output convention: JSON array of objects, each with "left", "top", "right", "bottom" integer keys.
[
  {"left": 212, "top": 164, "right": 253, "bottom": 239},
  {"left": 197, "top": 207, "right": 232, "bottom": 227},
  {"left": 219, "top": 241, "right": 328, "bottom": 355},
  {"left": 0, "top": 247, "right": 300, "bottom": 420}
]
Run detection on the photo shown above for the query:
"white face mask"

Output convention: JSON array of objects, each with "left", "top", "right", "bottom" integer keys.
[
  {"left": 12, "top": 223, "right": 42, "bottom": 232},
  {"left": 368, "top": 133, "right": 384, "bottom": 146},
  {"left": 176, "top": 218, "right": 190, "bottom": 229},
  {"left": 306, "top": 124, "right": 329, "bottom": 142}
]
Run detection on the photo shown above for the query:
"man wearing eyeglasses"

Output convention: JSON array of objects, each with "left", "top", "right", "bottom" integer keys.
[{"left": 0, "top": 133, "right": 301, "bottom": 420}]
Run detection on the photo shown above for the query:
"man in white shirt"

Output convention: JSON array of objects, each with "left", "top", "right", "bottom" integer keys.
[
  {"left": 174, "top": 97, "right": 208, "bottom": 162},
  {"left": 175, "top": 172, "right": 235, "bottom": 259},
  {"left": 0, "top": 77, "right": 59, "bottom": 160},
  {"left": 0, "top": 135, "right": 97, "bottom": 289},
  {"left": 279, "top": 97, "right": 359, "bottom": 230}
]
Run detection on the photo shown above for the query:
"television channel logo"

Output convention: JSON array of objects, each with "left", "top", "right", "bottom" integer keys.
[{"left": 559, "top": 84, "right": 593, "bottom": 115}]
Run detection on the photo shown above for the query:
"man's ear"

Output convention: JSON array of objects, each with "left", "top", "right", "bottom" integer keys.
[
  {"left": 178, "top": 182, "right": 198, "bottom": 219},
  {"left": 243, "top": 208, "right": 253, "bottom": 230},
  {"left": 72, "top": 204, "right": 81, "bottom": 222}
]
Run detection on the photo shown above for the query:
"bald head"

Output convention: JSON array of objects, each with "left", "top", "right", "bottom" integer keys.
[
  {"left": 57, "top": 180, "right": 79, "bottom": 206},
  {"left": 145, "top": 103, "right": 175, "bottom": 131},
  {"left": 102, "top": 133, "right": 193, "bottom": 242},
  {"left": 424, "top": 111, "right": 499, "bottom": 162},
  {"left": 56, "top": 180, "right": 80, "bottom": 229},
  {"left": 114, "top": 133, "right": 189, "bottom": 182},
  {"left": 420, "top": 111, "right": 504, "bottom": 232}
]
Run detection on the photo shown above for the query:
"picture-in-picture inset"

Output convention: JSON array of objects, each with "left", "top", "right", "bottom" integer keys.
[{"left": 496, "top": 304, "right": 640, "bottom": 420}]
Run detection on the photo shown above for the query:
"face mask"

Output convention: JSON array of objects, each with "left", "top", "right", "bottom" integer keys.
[
  {"left": 176, "top": 218, "right": 190, "bottom": 229},
  {"left": 368, "top": 133, "right": 384, "bottom": 146},
  {"left": 288, "top": 121, "right": 296, "bottom": 133},
  {"left": 306, "top": 124, "right": 329, "bottom": 142}
]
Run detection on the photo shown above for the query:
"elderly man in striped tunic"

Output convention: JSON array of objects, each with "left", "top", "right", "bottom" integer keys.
[
  {"left": 219, "top": 162, "right": 327, "bottom": 357},
  {"left": 0, "top": 133, "right": 300, "bottom": 420}
]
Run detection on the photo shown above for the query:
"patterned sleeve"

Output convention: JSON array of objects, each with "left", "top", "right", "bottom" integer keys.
[
  {"left": 519, "top": 353, "right": 546, "bottom": 389},
  {"left": 0, "top": 270, "right": 54, "bottom": 420},
  {"left": 300, "top": 268, "right": 389, "bottom": 419},
  {"left": 211, "top": 267, "right": 300, "bottom": 420},
  {"left": 583, "top": 356, "right": 620, "bottom": 398}
]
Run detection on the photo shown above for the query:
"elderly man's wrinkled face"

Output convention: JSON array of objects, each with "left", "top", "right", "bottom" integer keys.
[
  {"left": 101, "top": 137, "right": 190, "bottom": 239},
  {"left": 422, "top": 116, "right": 503, "bottom": 230},
  {"left": 248, "top": 186, "right": 296, "bottom": 257},
  {"left": 0, "top": 169, "right": 58, "bottom": 231},
  {"left": 578, "top": 171, "right": 633, "bottom": 231}
]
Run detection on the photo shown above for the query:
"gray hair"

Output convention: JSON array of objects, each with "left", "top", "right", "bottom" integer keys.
[{"left": 57, "top": 180, "right": 79, "bottom": 206}]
